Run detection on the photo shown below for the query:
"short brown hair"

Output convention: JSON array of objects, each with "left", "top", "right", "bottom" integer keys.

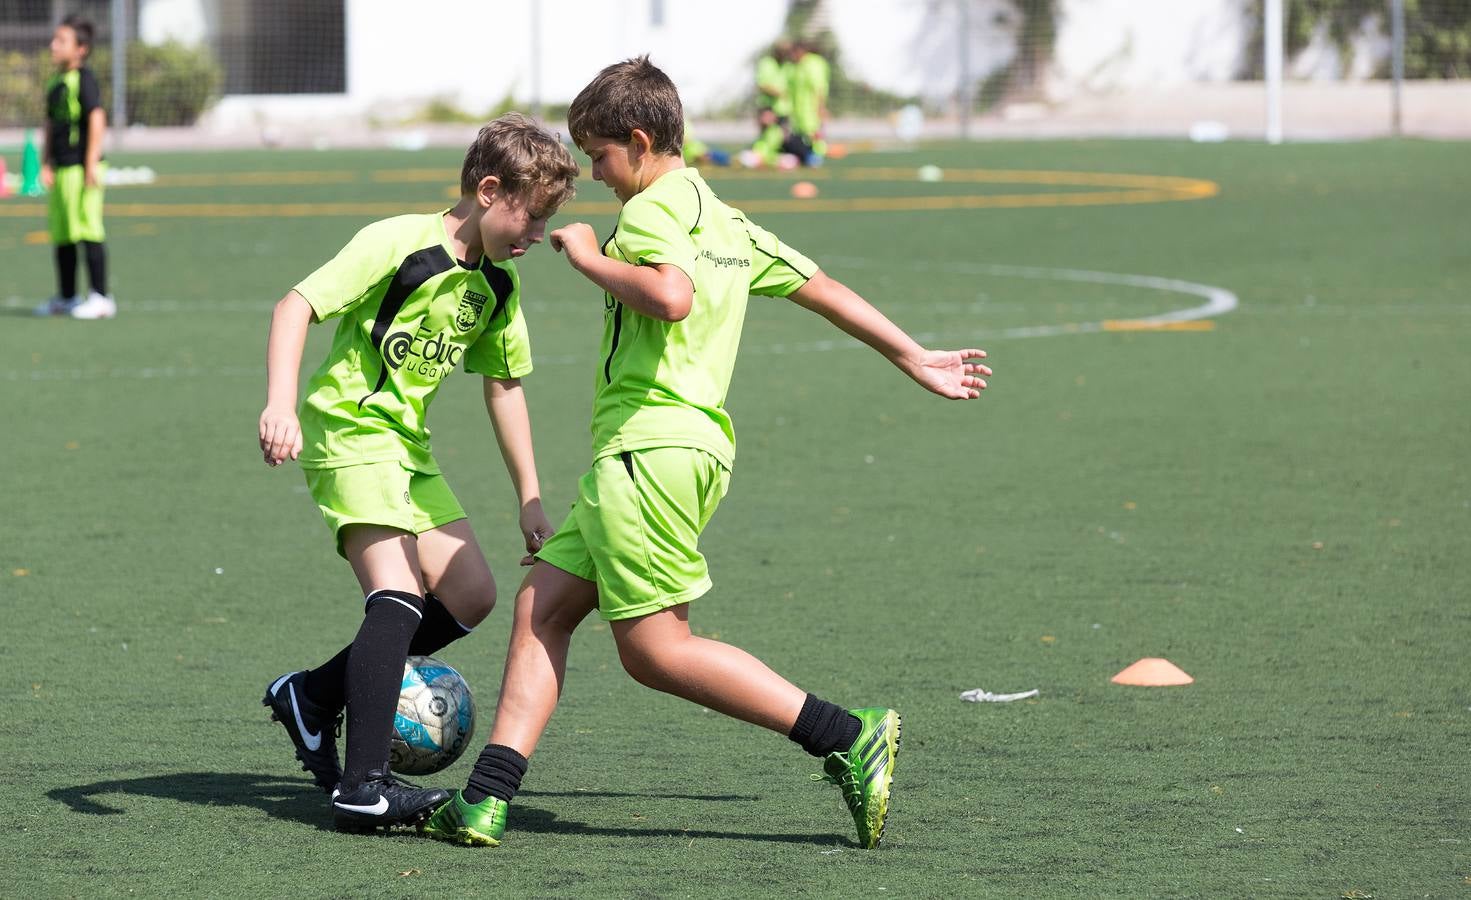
[
  {"left": 567, "top": 56, "right": 684, "bottom": 156},
  {"left": 60, "top": 14, "right": 94, "bottom": 52},
  {"left": 460, "top": 112, "right": 579, "bottom": 216}
]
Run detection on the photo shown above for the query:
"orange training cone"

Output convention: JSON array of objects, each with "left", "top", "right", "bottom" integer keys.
[{"left": 1111, "top": 658, "right": 1193, "bottom": 686}]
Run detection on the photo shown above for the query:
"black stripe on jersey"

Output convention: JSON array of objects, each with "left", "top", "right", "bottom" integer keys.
[
  {"left": 745, "top": 219, "right": 818, "bottom": 282},
  {"left": 358, "top": 245, "right": 455, "bottom": 409},
  {"left": 480, "top": 259, "right": 516, "bottom": 378},
  {"left": 686, "top": 178, "right": 703, "bottom": 234},
  {"left": 601, "top": 227, "right": 626, "bottom": 384},
  {"left": 480, "top": 258, "right": 514, "bottom": 322},
  {"left": 604, "top": 304, "right": 625, "bottom": 384}
]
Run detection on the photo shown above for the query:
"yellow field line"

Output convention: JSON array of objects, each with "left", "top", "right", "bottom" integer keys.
[
  {"left": 1102, "top": 319, "right": 1217, "bottom": 332},
  {"left": 0, "top": 166, "right": 1219, "bottom": 217}
]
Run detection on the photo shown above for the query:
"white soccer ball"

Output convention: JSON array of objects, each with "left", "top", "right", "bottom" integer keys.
[{"left": 388, "top": 655, "right": 477, "bottom": 776}]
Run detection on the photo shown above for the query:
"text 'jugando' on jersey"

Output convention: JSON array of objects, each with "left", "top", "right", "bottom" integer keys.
[
  {"left": 593, "top": 168, "right": 817, "bottom": 469},
  {"left": 294, "top": 212, "right": 532, "bottom": 474}
]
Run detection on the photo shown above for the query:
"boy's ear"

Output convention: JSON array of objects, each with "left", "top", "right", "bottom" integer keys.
[
  {"left": 628, "top": 128, "right": 655, "bottom": 160},
  {"left": 476, "top": 174, "right": 502, "bottom": 208}
]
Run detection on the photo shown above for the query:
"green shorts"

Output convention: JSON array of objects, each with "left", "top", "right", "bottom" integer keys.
[
  {"left": 303, "top": 461, "right": 466, "bottom": 557},
  {"left": 536, "top": 447, "right": 731, "bottom": 621},
  {"left": 48, "top": 163, "right": 106, "bottom": 245}
]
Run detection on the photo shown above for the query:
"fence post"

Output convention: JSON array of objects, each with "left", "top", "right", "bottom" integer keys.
[
  {"left": 958, "top": 0, "right": 972, "bottom": 139},
  {"left": 1390, "top": 0, "right": 1404, "bottom": 136},
  {"left": 1265, "top": 0, "right": 1283, "bottom": 144},
  {"left": 111, "top": 0, "right": 127, "bottom": 131}
]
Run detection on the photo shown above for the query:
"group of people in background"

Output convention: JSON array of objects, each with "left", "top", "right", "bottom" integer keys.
[
  {"left": 750, "top": 39, "right": 831, "bottom": 168},
  {"left": 682, "top": 39, "right": 833, "bottom": 171}
]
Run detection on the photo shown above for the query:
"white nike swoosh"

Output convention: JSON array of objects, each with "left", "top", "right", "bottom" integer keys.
[
  {"left": 268, "top": 673, "right": 292, "bottom": 696},
  {"left": 334, "top": 795, "right": 389, "bottom": 815},
  {"left": 288, "top": 684, "right": 323, "bottom": 751}
]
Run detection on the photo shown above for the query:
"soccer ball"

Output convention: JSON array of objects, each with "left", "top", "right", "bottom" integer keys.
[{"left": 389, "top": 655, "right": 477, "bottom": 776}]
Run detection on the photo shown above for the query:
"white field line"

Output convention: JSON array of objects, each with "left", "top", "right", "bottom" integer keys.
[{"left": 2, "top": 261, "right": 1238, "bottom": 381}]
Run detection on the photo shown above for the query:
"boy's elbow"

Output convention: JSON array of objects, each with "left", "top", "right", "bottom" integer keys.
[{"left": 655, "top": 284, "right": 694, "bottom": 322}]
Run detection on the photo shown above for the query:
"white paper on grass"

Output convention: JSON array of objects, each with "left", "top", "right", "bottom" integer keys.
[{"left": 960, "top": 688, "right": 1039, "bottom": 703}]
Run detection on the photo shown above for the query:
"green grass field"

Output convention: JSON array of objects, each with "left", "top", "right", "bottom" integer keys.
[{"left": 3, "top": 138, "right": 1468, "bottom": 898}]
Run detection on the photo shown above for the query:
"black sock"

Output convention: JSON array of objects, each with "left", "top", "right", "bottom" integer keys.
[
  {"left": 302, "top": 645, "right": 351, "bottom": 713},
  {"left": 340, "top": 589, "right": 424, "bottom": 790},
  {"left": 788, "top": 693, "right": 863, "bottom": 758},
  {"left": 55, "top": 243, "right": 77, "bottom": 298},
  {"left": 408, "top": 592, "right": 475, "bottom": 656},
  {"left": 82, "top": 241, "right": 107, "bottom": 296},
  {"left": 463, "top": 744, "right": 528, "bottom": 804},
  {"left": 303, "top": 593, "right": 471, "bottom": 713}
]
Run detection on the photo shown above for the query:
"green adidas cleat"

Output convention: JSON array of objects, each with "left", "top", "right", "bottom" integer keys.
[
  {"left": 420, "top": 791, "right": 508, "bottom": 847},
  {"left": 814, "top": 707, "right": 901, "bottom": 849}
]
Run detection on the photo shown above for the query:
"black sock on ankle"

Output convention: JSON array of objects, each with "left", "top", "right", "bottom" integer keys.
[
  {"left": 303, "top": 646, "right": 351, "bottom": 712},
  {"left": 55, "top": 243, "right": 78, "bottom": 299},
  {"left": 82, "top": 240, "right": 107, "bottom": 296},
  {"left": 340, "top": 589, "right": 424, "bottom": 790},
  {"left": 788, "top": 693, "right": 863, "bottom": 757},
  {"left": 463, "top": 744, "right": 528, "bottom": 804},
  {"left": 305, "top": 593, "right": 471, "bottom": 713}
]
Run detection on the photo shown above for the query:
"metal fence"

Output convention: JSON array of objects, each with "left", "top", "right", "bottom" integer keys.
[{"left": 1, "top": 0, "right": 1467, "bottom": 141}]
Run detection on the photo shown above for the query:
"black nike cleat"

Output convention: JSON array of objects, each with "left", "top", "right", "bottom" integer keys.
[
  {"left": 263, "top": 671, "right": 343, "bottom": 793},
  {"left": 331, "top": 770, "right": 451, "bottom": 832}
]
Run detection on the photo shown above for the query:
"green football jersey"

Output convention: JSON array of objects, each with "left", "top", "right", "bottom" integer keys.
[
  {"left": 592, "top": 168, "right": 817, "bottom": 469},
  {"left": 791, "top": 53, "right": 830, "bottom": 136},
  {"left": 294, "top": 212, "right": 532, "bottom": 473},
  {"left": 756, "top": 54, "right": 793, "bottom": 118},
  {"left": 45, "top": 67, "right": 102, "bottom": 167}
]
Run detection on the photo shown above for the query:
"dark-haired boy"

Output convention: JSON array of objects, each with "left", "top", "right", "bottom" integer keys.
[
  {"left": 425, "top": 58, "right": 990, "bottom": 850},
  {"left": 33, "top": 14, "right": 114, "bottom": 319}
]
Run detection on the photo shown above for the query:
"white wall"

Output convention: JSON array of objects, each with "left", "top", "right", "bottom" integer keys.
[{"left": 827, "top": 0, "right": 1020, "bottom": 103}]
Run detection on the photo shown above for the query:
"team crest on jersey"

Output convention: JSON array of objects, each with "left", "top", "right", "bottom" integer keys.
[{"left": 456, "top": 290, "right": 488, "bottom": 332}]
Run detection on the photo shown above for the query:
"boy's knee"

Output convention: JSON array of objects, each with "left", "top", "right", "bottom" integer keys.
[
  {"left": 436, "top": 582, "right": 495, "bottom": 628},
  {"left": 615, "top": 638, "right": 677, "bottom": 690}
]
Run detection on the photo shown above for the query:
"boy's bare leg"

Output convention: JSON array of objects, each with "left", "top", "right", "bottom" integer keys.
[
  {"left": 343, "top": 524, "right": 424, "bottom": 595},
  {"left": 609, "top": 604, "right": 806, "bottom": 733},
  {"left": 486, "top": 561, "right": 599, "bottom": 757},
  {"left": 416, "top": 518, "right": 496, "bottom": 629}
]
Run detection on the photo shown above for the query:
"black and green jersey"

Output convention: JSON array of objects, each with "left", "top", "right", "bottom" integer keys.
[
  {"left": 45, "top": 66, "right": 102, "bottom": 168},
  {"left": 592, "top": 168, "right": 817, "bottom": 469},
  {"left": 295, "top": 212, "right": 533, "bottom": 473}
]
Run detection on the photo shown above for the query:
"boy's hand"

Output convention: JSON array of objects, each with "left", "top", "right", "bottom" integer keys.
[
  {"left": 549, "top": 223, "right": 599, "bottom": 269},
  {"left": 258, "top": 405, "right": 303, "bottom": 467},
  {"left": 41, "top": 164, "right": 53, "bottom": 188},
  {"left": 518, "top": 499, "right": 555, "bottom": 566},
  {"left": 84, "top": 163, "right": 99, "bottom": 188},
  {"left": 901, "top": 349, "right": 992, "bottom": 399}
]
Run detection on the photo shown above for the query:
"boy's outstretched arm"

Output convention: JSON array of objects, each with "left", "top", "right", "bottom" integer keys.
[
  {"left": 790, "top": 270, "right": 992, "bottom": 399},
  {"left": 483, "top": 377, "right": 553, "bottom": 565},
  {"left": 259, "top": 290, "right": 313, "bottom": 466}
]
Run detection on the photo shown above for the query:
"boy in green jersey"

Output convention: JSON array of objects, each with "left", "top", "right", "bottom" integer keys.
[
  {"left": 32, "top": 15, "right": 114, "bottom": 320},
  {"left": 425, "top": 58, "right": 990, "bottom": 850},
  {"left": 258, "top": 113, "right": 578, "bottom": 832}
]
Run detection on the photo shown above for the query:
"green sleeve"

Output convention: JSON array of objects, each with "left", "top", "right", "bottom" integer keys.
[
  {"left": 294, "top": 221, "right": 397, "bottom": 321},
  {"left": 756, "top": 56, "right": 784, "bottom": 94},
  {"left": 743, "top": 216, "right": 818, "bottom": 297},
  {"left": 465, "top": 293, "right": 533, "bottom": 379},
  {"left": 612, "top": 188, "right": 699, "bottom": 284}
]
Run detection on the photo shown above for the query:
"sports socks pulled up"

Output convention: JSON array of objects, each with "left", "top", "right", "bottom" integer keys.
[
  {"left": 788, "top": 693, "right": 863, "bottom": 758},
  {"left": 339, "top": 589, "right": 424, "bottom": 790},
  {"left": 463, "top": 744, "right": 528, "bottom": 805},
  {"left": 302, "top": 592, "right": 472, "bottom": 713}
]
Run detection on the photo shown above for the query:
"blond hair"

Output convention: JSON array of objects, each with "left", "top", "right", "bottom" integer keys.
[{"left": 460, "top": 112, "right": 579, "bottom": 215}]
